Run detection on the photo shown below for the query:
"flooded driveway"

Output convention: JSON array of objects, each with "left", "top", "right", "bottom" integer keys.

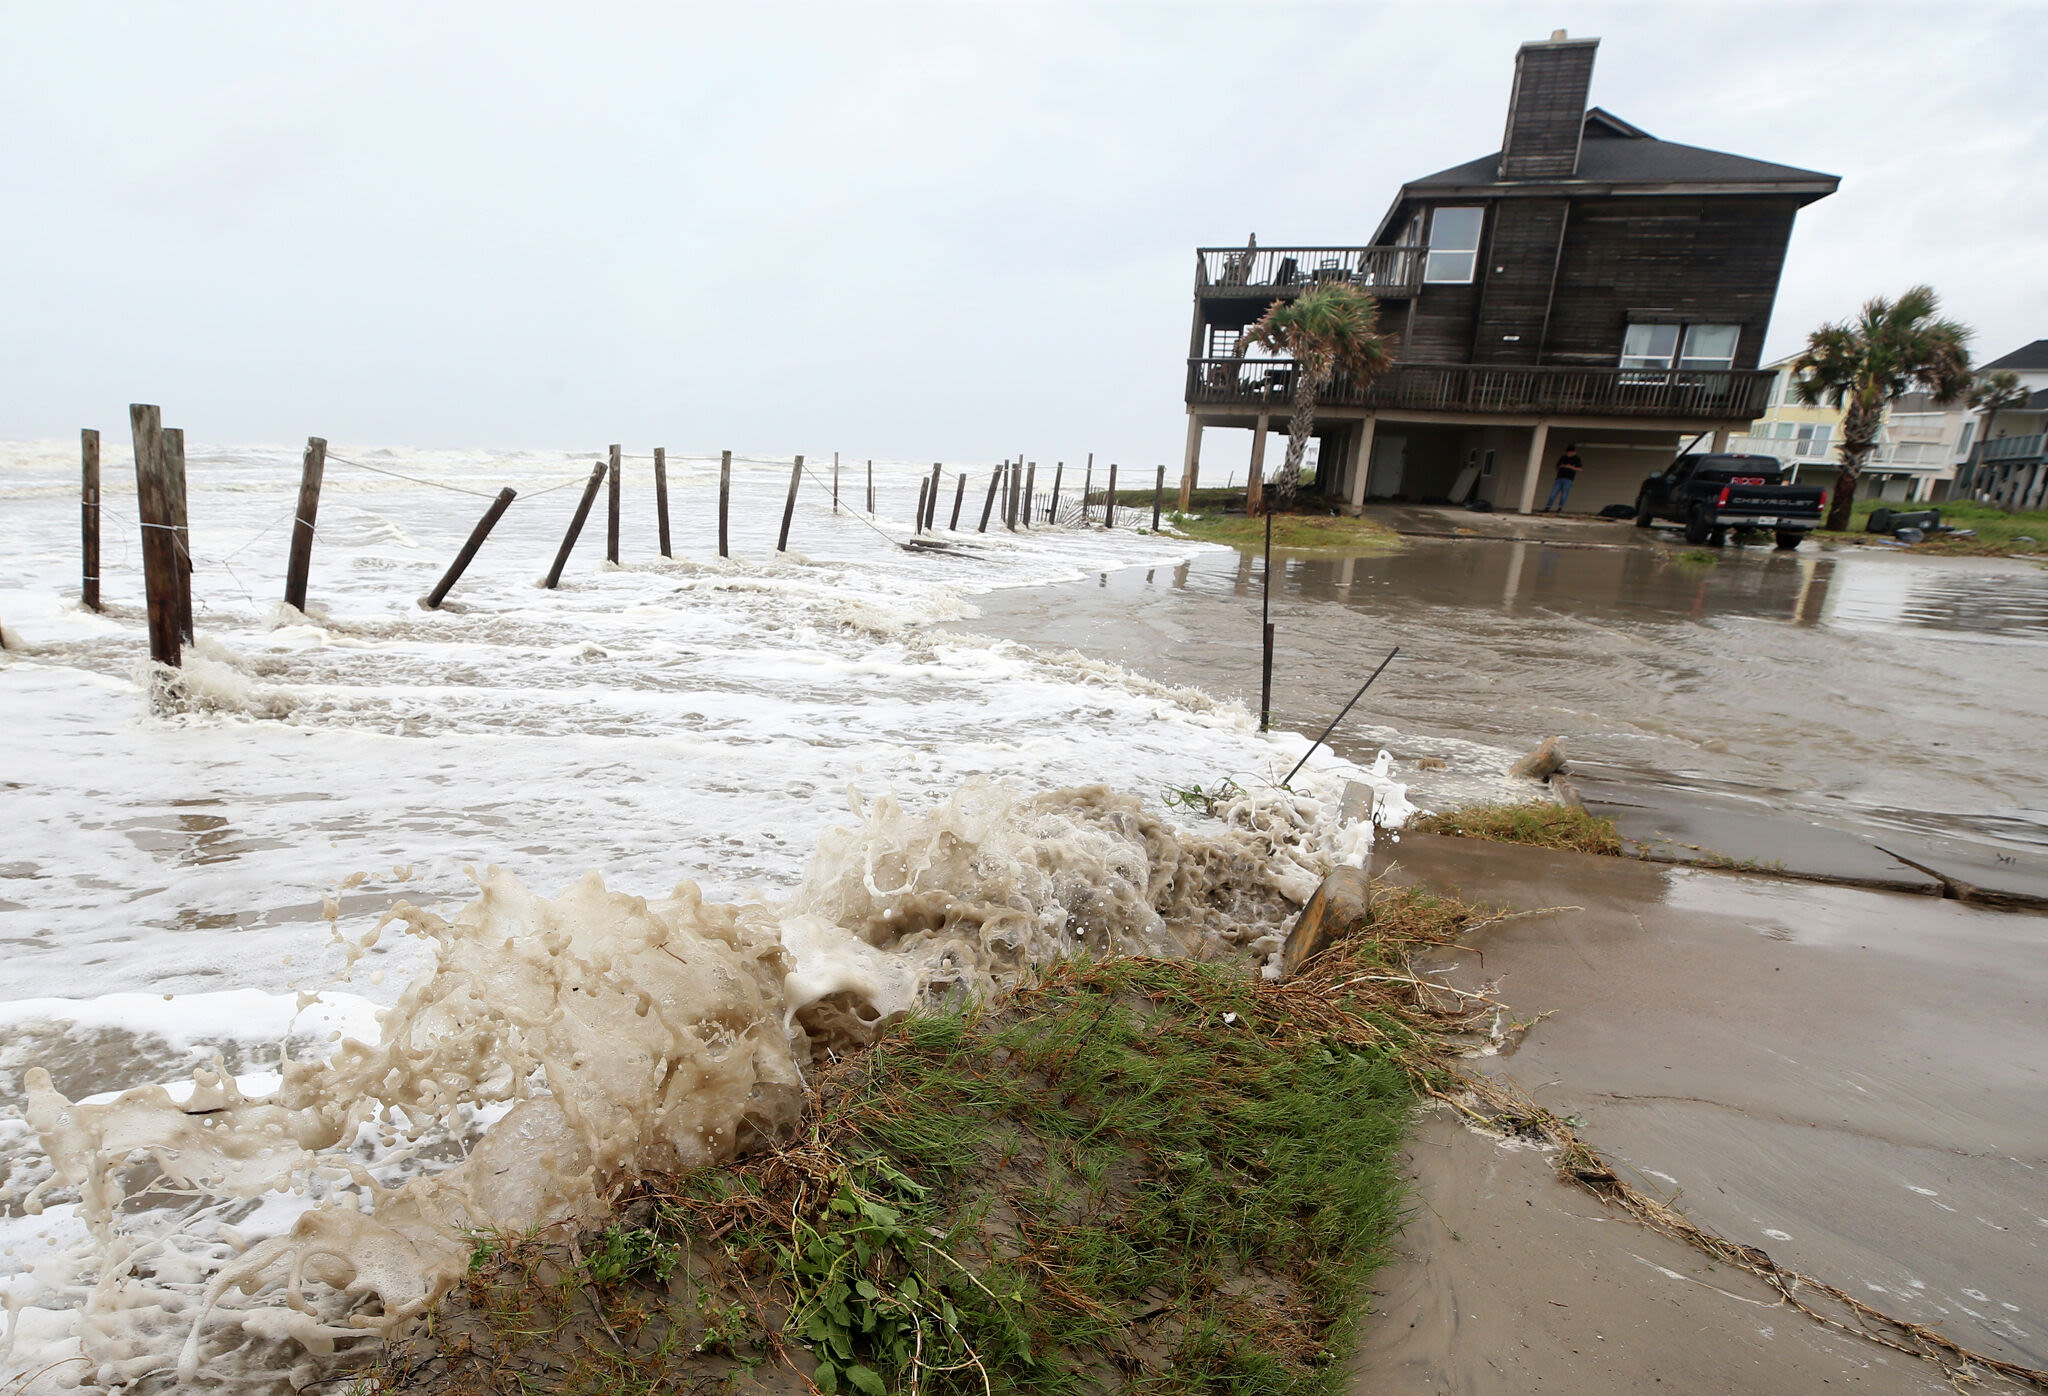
[{"left": 964, "top": 529, "right": 2048, "bottom": 884}]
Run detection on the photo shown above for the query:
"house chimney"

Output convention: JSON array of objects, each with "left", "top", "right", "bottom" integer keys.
[{"left": 1498, "top": 34, "right": 1599, "bottom": 180}]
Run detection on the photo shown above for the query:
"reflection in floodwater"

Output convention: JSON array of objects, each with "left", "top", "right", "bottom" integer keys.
[{"left": 966, "top": 539, "right": 2048, "bottom": 863}]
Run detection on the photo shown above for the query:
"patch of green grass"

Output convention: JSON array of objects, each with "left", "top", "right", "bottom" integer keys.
[
  {"left": 386, "top": 933, "right": 1493, "bottom": 1395},
  {"left": 1412, "top": 801, "right": 1624, "bottom": 856},
  {"left": 1817, "top": 498, "right": 2048, "bottom": 555},
  {"left": 1171, "top": 510, "right": 1403, "bottom": 554},
  {"left": 1676, "top": 548, "right": 1718, "bottom": 566}
]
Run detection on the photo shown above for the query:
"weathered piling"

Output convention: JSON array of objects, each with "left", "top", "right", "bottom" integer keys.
[
  {"left": 426, "top": 487, "right": 517, "bottom": 609},
  {"left": 1153, "top": 464, "right": 1164, "bottom": 530},
  {"left": 162, "top": 427, "right": 194, "bottom": 641},
  {"left": 546, "top": 461, "right": 608, "bottom": 589},
  {"left": 719, "top": 451, "right": 732, "bottom": 558},
  {"left": 1105, "top": 462, "right": 1119, "bottom": 529},
  {"left": 777, "top": 455, "right": 803, "bottom": 552},
  {"left": 1048, "top": 461, "right": 1063, "bottom": 525},
  {"left": 925, "top": 465, "right": 941, "bottom": 531},
  {"left": 654, "top": 447, "right": 672, "bottom": 557},
  {"left": 914, "top": 477, "right": 929, "bottom": 535},
  {"left": 606, "top": 444, "right": 622, "bottom": 565},
  {"left": 1007, "top": 459, "right": 1023, "bottom": 531},
  {"left": 950, "top": 473, "right": 966, "bottom": 529},
  {"left": 832, "top": 451, "right": 840, "bottom": 514},
  {"left": 866, "top": 460, "right": 874, "bottom": 514},
  {"left": 128, "top": 404, "right": 181, "bottom": 667},
  {"left": 1023, "top": 462, "right": 1036, "bottom": 528},
  {"left": 979, "top": 466, "right": 1002, "bottom": 533},
  {"left": 1081, "top": 459, "right": 1093, "bottom": 524},
  {"left": 80, "top": 429, "right": 100, "bottom": 612},
  {"left": 283, "top": 436, "right": 327, "bottom": 613}
]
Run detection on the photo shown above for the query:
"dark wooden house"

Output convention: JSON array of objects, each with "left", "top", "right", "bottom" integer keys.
[{"left": 1182, "top": 32, "right": 1839, "bottom": 515}]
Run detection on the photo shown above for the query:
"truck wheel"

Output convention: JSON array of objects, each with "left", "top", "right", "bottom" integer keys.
[
  {"left": 1635, "top": 495, "right": 1654, "bottom": 528},
  {"left": 1710, "top": 527, "right": 1728, "bottom": 548},
  {"left": 1683, "top": 506, "right": 1711, "bottom": 545},
  {"left": 1775, "top": 530, "right": 1803, "bottom": 551}
]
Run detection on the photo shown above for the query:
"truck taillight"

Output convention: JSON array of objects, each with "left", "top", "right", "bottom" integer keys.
[{"left": 1717, "top": 485, "right": 1731, "bottom": 507}]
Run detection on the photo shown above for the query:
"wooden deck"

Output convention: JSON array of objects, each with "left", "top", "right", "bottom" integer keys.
[{"left": 1186, "top": 358, "right": 1775, "bottom": 421}]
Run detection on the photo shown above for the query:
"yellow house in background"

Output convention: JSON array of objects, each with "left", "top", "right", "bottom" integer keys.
[{"left": 1727, "top": 355, "right": 1973, "bottom": 503}]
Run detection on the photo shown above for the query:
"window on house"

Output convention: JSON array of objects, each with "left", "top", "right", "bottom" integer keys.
[
  {"left": 1679, "top": 324, "right": 1739, "bottom": 371},
  {"left": 1620, "top": 323, "right": 1680, "bottom": 372},
  {"left": 1958, "top": 421, "right": 1976, "bottom": 455},
  {"left": 1424, "top": 207, "right": 1483, "bottom": 284}
]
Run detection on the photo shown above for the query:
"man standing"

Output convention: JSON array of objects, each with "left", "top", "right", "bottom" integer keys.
[{"left": 1544, "top": 442, "right": 1584, "bottom": 512}]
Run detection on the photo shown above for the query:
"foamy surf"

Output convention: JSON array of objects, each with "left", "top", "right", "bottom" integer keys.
[{"left": 2, "top": 772, "right": 1406, "bottom": 1392}]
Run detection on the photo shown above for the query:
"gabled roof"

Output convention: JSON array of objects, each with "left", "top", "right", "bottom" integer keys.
[
  {"left": 1582, "top": 106, "right": 1653, "bottom": 139},
  {"left": 1981, "top": 340, "right": 2048, "bottom": 372}
]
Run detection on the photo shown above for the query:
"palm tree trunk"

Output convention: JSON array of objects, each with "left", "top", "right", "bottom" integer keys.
[
  {"left": 1272, "top": 360, "right": 1331, "bottom": 510},
  {"left": 1827, "top": 399, "right": 1882, "bottom": 532}
]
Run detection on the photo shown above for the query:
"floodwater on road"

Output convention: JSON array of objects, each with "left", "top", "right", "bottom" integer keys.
[{"left": 965, "top": 532, "right": 2048, "bottom": 870}]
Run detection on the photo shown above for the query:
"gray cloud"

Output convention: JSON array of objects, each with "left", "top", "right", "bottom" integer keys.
[{"left": 3, "top": 1, "right": 2042, "bottom": 470}]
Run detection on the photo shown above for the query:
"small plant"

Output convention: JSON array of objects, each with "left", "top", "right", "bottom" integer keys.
[
  {"left": 1677, "top": 548, "right": 1718, "bottom": 565},
  {"left": 582, "top": 1224, "right": 680, "bottom": 1288},
  {"left": 465, "top": 1233, "right": 500, "bottom": 1273},
  {"left": 1162, "top": 776, "right": 1243, "bottom": 817}
]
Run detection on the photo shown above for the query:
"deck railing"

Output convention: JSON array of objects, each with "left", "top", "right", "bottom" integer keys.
[
  {"left": 1188, "top": 359, "right": 1777, "bottom": 420},
  {"left": 1724, "top": 435, "right": 1957, "bottom": 470},
  {"left": 1195, "top": 246, "right": 1422, "bottom": 297},
  {"left": 1980, "top": 432, "right": 2047, "bottom": 465}
]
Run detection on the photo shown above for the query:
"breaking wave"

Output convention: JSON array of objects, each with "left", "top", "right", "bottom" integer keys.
[{"left": 3, "top": 770, "right": 1410, "bottom": 1392}]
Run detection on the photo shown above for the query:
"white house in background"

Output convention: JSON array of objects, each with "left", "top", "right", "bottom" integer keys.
[
  {"left": 1965, "top": 340, "right": 2048, "bottom": 507},
  {"left": 1726, "top": 354, "right": 1975, "bottom": 503}
]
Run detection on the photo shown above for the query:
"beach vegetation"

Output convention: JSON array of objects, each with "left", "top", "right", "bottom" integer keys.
[
  {"left": 1410, "top": 801, "right": 1624, "bottom": 856},
  {"left": 1170, "top": 510, "right": 1402, "bottom": 553},
  {"left": 1788, "top": 286, "right": 1973, "bottom": 532},
  {"left": 1241, "top": 284, "right": 1398, "bottom": 512},
  {"left": 1815, "top": 497, "right": 2048, "bottom": 555}
]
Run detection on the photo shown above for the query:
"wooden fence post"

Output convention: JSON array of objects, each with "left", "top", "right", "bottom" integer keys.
[
  {"left": 284, "top": 436, "right": 326, "bottom": 613},
  {"left": 1105, "top": 462, "right": 1119, "bottom": 528},
  {"left": 866, "top": 460, "right": 874, "bottom": 514},
  {"left": 926, "top": 464, "right": 941, "bottom": 530},
  {"left": 129, "top": 404, "right": 180, "bottom": 667},
  {"left": 606, "top": 444, "right": 622, "bottom": 564},
  {"left": 777, "top": 455, "right": 803, "bottom": 552},
  {"left": 546, "top": 462, "right": 608, "bottom": 588},
  {"left": 979, "top": 466, "right": 1002, "bottom": 533},
  {"left": 914, "top": 477, "right": 929, "bottom": 535},
  {"left": 950, "top": 473, "right": 966, "bottom": 529},
  {"left": 1020, "top": 462, "right": 1035, "bottom": 528},
  {"left": 1048, "top": 461, "right": 1063, "bottom": 525},
  {"left": 1152, "top": 464, "right": 1164, "bottom": 530},
  {"left": 426, "top": 487, "right": 517, "bottom": 608},
  {"left": 1081, "top": 459, "right": 1093, "bottom": 524},
  {"left": 1008, "top": 459, "right": 1023, "bottom": 531},
  {"left": 719, "top": 451, "right": 732, "bottom": 558},
  {"left": 81, "top": 429, "right": 101, "bottom": 612},
  {"left": 654, "top": 447, "right": 672, "bottom": 557},
  {"left": 162, "top": 427, "right": 194, "bottom": 640},
  {"left": 833, "top": 451, "right": 840, "bottom": 514}
]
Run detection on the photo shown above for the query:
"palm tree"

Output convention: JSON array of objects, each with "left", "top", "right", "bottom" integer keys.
[
  {"left": 1965, "top": 370, "right": 2026, "bottom": 504},
  {"left": 1790, "top": 286, "right": 1972, "bottom": 532},
  {"left": 1241, "top": 283, "right": 1397, "bottom": 511}
]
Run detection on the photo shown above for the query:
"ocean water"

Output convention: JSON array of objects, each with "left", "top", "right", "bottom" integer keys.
[{"left": 0, "top": 439, "right": 1510, "bottom": 1389}]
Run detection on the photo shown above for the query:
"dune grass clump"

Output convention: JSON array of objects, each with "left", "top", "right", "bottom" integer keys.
[
  {"left": 1411, "top": 801, "right": 1624, "bottom": 856},
  {"left": 374, "top": 889, "right": 1506, "bottom": 1396}
]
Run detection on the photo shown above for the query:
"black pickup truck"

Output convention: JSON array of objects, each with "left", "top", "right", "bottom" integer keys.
[{"left": 1634, "top": 452, "right": 1826, "bottom": 549}]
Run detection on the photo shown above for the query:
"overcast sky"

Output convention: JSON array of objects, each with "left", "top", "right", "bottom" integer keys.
[{"left": 4, "top": 2, "right": 2043, "bottom": 468}]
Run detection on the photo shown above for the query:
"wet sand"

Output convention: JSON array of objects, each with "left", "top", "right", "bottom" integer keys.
[{"left": 1347, "top": 833, "right": 2045, "bottom": 1393}]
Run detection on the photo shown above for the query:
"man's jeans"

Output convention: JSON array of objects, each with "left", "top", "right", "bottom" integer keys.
[{"left": 1544, "top": 475, "right": 1574, "bottom": 511}]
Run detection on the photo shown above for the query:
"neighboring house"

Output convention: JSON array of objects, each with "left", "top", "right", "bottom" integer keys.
[
  {"left": 1181, "top": 31, "right": 1838, "bottom": 516},
  {"left": 1963, "top": 340, "right": 2048, "bottom": 508},
  {"left": 1727, "top": 357, "right": 1973, "bottom": 503}
]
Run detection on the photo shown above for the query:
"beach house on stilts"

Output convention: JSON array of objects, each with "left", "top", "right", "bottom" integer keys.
[{"left": 1181, "top": 32, "right": 1839, "bottom": 516}]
